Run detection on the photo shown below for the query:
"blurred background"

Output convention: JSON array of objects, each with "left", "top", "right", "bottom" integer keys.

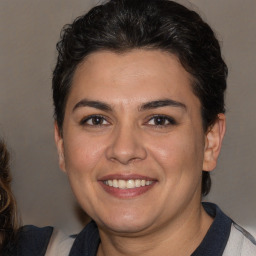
[{"left": 0, "top": 0, "right": 255, "bottom": 236}]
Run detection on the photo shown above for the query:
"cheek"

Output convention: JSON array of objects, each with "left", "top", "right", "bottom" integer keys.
[
  {"left": 147, "top": 129, "right": 204, "bottom": 179},
  {"left": 62, "top": 135, "right": 107, "bottom": 213},
  {"left": 63, "top": 134, "right": 106, "bottom": 178}
]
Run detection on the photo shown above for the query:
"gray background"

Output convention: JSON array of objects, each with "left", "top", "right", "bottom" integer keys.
[{"left": 0, "top": 0, "right": 255, "bottom": 236}]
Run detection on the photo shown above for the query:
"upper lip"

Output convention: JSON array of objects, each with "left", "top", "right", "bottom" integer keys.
[{"left": 98, "top": 174, "right": 157, "bottom": 181}]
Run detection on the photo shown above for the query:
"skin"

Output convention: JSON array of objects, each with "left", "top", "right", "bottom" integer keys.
[{"left": 55, "top": 49, "right": 226, "bottom": 256}]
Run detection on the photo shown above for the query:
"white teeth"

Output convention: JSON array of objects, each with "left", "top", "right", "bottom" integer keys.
[
  {"left": 103, "top": 179, "right": 153, "bottom": 189},
  {"left": 127, "top": 180, "right": 135, "bottom": 188},
  {"left": 135, "top": 179, "right": 141, "bottom": 187},
  {"left": 118, "top": 180, "right": 126, "bottom": 189},
  {"left": 113, "top": 179, "right": 118, "bottom": 188}
]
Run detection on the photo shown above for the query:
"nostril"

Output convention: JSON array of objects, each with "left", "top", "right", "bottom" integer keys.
[{"left": 107, "top": 151, "right": 147, "bottom": 165}]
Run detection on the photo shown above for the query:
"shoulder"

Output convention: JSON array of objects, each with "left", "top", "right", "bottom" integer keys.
[
  {"left": 18, "top": 224, "right": 53, "bottom": 238},
  {"left": 41, "top": 221, "right": 99, "bottom": 256},
  {"left": 223, "top": 223, "right": 256, "bottom": 256},
  {"left": 45, "top": 228, "right": 75, "bottom": 256},
  {"left": 8, "top": 225, "right": 54, "bottom": 256}
]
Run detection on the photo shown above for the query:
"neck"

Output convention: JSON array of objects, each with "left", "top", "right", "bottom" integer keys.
[{"left": 97, "top": 203, "right": 213, "bottom": 256}]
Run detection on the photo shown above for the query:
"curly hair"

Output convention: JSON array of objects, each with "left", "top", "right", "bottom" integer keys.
[
  {"left": 52, "top": 0, "right": 228, "bottom": 196},
  {"left": 0, "top": 140, "right": 19, "bottom": 251}
]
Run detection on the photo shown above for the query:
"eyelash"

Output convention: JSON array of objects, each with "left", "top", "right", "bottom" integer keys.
[
  {"left": 146, "top": 115, "right": 177, "bottom": 127},
  {"left": 80, "top": 114, "right": 177, "bottom": 127},
  {"left": 80, "top": 115, "right": 110, "bottom": 126}
]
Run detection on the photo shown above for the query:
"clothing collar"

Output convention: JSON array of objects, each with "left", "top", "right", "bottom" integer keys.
[
  {"left": 191, "top": 202, "right": 233, "bottom": 256},
  {"left": 69, "top": 202, "right": 232, "bottom": 256}
]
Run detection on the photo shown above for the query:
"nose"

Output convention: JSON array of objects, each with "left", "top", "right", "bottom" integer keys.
[{"left": 105, "top": 124, "right": 147, "bottom": 165}]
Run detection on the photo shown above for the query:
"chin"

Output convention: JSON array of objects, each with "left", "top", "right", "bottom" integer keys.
[
  {"left": 96, "top": 209, "right": 156, "bottom": 235},
  {"left": 102, "top": 220, "right": 152, "bottom": 234}
]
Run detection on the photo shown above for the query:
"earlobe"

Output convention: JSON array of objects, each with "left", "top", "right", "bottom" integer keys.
[
  {"left": 203, "top": 114, "right": 226, "bottom": 171},
  {"left": 54, "top": 122, "right": 66, "bottom": 172}
]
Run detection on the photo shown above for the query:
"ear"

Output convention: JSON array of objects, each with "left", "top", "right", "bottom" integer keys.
[
  {"left": 203, "top": 113, "right": 226, "bottom": 172},
  {"left": 54, "top": 122, "right": 66, "bottom": 172}
]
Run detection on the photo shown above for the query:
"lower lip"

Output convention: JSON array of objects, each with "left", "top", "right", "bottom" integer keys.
[{"left": 99, "top": 182, "right": 156, "bottom": 199}]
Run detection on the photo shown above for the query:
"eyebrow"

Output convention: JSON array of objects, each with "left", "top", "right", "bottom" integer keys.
[
  {"left": 139, "top": 99, "right": 187, "bottom": 111},
  {"left": 73, "top": 99, "right": 112, "bottom": 112},
  {"left": 72, "top": 98, "right": 186, "bottom": 112}
]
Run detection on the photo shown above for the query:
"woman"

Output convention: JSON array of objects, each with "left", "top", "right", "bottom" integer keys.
[
  {"left": 51, "top": 0, "right": 256, "bottom": 255},
  {"left": 0, "top": 140, "right": 19, "bottom": 254},
  {"left": 10, "top": 0, "right": 256, "bottom": 255}
]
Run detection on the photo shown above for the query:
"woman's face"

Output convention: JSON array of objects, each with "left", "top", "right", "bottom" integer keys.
[{"left": 55, "top": 49, "right": 214, "bottom": 235}]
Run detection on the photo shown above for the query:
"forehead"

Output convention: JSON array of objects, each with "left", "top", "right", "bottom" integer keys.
[{"left": 68, "top": 49, "right": 199, "bottom": 110}]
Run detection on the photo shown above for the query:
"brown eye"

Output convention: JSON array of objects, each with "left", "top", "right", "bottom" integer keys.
[
  {"left": 80, "top": 115, "right": 109, "bottom": 126},
  {"left": 147, "top": 115, "right": 176, "bottom": 126}
]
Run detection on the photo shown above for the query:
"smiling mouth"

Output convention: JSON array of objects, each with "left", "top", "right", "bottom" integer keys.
[{"left": 103, "top": 179, "right": 153, "bottom": 189}]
